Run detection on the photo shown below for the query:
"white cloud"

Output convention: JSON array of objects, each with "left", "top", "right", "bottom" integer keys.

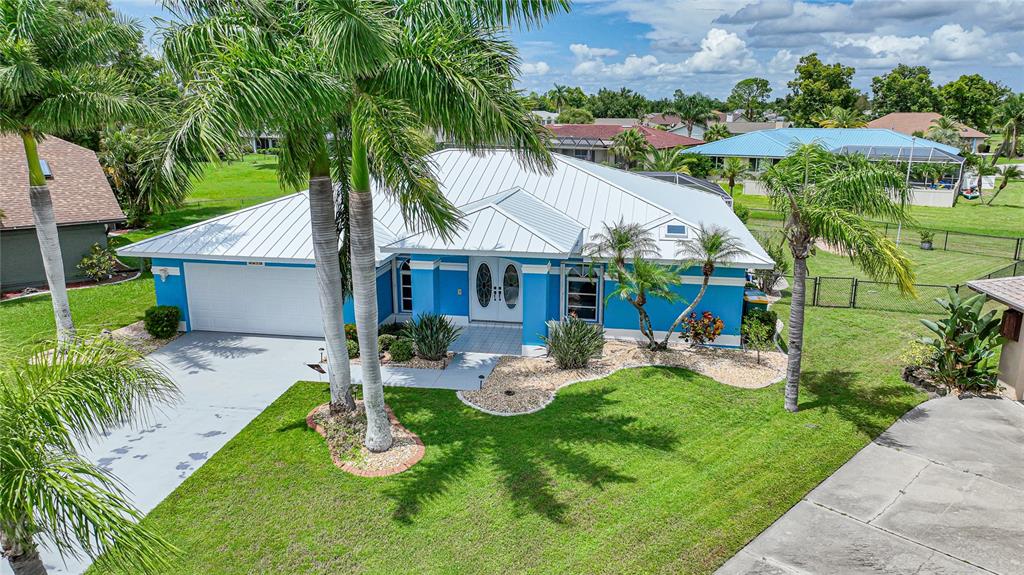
[
  {"left": 681, "top": 28, "right": 756, "bottom": 73},
  {"left": 569, "top": 44, "right": 620, "bottom": 59},
  {"left": 768, "top": 49, "right": 796, "bottom": 72},
  {"left": 521, "top": 61, "right": 551, "bottom": 76},
  {"left": 929, "top": 24, "right": 987, "bottom": 61},
  {"left": 836, "top": 35, "right": 930, "bottom": 56}
]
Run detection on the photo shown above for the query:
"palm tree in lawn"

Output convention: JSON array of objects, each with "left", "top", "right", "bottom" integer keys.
[
  {"left": 717, "top": 157, "right": 750, "bottom": 197},
  {"left": 761, "top": 144, "right": 915, "bottom": 412},
  {"left": 164, "top": 1, "right": 563, "bottom": 451},
  {"left": 993, "top": 93, "right": 1024, "bottom": 161},
  {"left": 987, "top": 165, "right": 1022, "bottom": 205},
  {"left": 658, "top": 225, "right": 745, "bottom": 348},
  {"left": 640, "top": 147, "right": 690, "bottom": 173},
  {"left": 665, "top": 92, "right": 716, "bottom": 138},
  {"left": 703, "top": 123, "right": 731, "bottom": 142},
  {"left": 815, "top": 106, "right": 867, "bottom": 128},
  {"left": 610, "top": 128, "right": 652, "bottom": 170},
  {"left": 1, "top": 338, "right": 180, "bottom": 574},
  {"left": 926, "top": 117, "right": 962, "bottom": 147},
  {"left": 607, "top": 258, "right": 680, "bottom": 349},
  {"left": 0, "top": 0, "right": 149, "bottom": 343},
  {"left": 957, "top": 152, "right": 997, "bottom": 205}
]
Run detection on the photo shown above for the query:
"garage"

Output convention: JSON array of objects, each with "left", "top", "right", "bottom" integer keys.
[{"left": 184, "top": 262, "right": 324, "bottom": 337}]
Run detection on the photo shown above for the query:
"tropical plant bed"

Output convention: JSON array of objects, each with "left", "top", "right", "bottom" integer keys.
[
  {"left": 459, "top": 340, "right": 786, "bottom": 415},
  {"left": 351, "top": 351, "right": 455, "bottom": 370},
  {"left": 1, "top": 269, "right": 139, "bottom": 301},
  {"left": 306, "top": 400, "right": 424, "bottom": 477}
]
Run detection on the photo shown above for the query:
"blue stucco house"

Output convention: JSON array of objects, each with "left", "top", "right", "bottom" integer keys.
[{"left": 118, "top": 149, "right": 773, "bottom": 354}]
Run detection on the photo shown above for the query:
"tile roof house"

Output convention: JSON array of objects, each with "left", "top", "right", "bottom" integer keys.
[
  {"left": 1, "top": 135, "right": 125, "bottom": 290},
  {"left": 547, "top": 123, "right": 703, "bottom": 164},
  {"left": 867, "top": 112, "right": 988, "bottom": 152},
  {"left": 119, "top": 149, "right": 770, "bottom": 354}
]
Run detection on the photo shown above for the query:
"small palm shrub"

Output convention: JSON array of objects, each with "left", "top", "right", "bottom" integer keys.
[
  {"left": 389, "top": 338, "right": 415, "bottom": 362},
  {"left": 144, "top": 305, "right": 180, "bottom": 338},
  {"left": 920, "top": 288, "right": 1003, "bottom": 392},
  {"left": 680, "top": 311, "right": 724, "bottom": 346},
  {"left": 542, "top": 316, "right": 605, "bottom": 369},
  {"left": 404, "top": 313, "right": 461, "bottom": 361},
  {"left": 346, "top": 339, "right": 359, "bottom": 359},
  {"left": 378, "top": 334, "right": 397, "bottom": 352},
  {"left": 77, "top": 243, "right": 118, "bottom": 281}
]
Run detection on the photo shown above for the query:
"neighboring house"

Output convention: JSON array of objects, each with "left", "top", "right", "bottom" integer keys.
[
  {"left": 0, "top": 135, "right": 125, "bottom": 291},
  {"left": 531, "top": 110, "right": 558, "bottom": 125},
  {"left": 636, "top": 172, "right": 733, "bottom": 208},
  {"left": 682, "top": 111, "right": 792, "bottom": 139},
  {"left": 685, "top": 128, "right": 966, "bottom": 207},
  {"left": 246, "top": 131, "right": 281, "bottom": 152},
  {"left": 118, "top": 149, "right": 771, "bottom": 354},
  {"left": 867, "top": 112, "right": 987, "bottom": 153},
  {"left": 548, "top": 124, "right": 703, "bottom": 163},
  {"left": 594, "top": 113, "right": 681, "bottom": 129}
]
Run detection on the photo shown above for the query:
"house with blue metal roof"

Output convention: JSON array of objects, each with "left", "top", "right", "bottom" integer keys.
[
  {"left": 118, "top": 149, "right": 772, "bottom": 354},
  {"left": 684, "top": 128, "right": 967, "bottom": 207}
]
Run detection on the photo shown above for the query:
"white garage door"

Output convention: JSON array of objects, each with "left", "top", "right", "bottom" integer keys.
[{"left": 184, "top": 262, "right": 324, "bottom": 337}]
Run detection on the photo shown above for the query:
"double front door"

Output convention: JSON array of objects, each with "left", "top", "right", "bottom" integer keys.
[{"left": 469, "top": 257, "right": 522, "bottom": 323}]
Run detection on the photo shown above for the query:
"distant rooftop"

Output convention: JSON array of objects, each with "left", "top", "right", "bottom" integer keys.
[
  {"left": 867, "top": 113, "right": 986, "bottom": 140},
  {"left": 548, "top": 124, "right": 702, "bottom": 149},
  {"left": 684, "top": 128, "right": 961, "bottom": 160}
]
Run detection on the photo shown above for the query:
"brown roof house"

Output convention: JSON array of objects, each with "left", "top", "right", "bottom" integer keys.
[
  {"left": 1, "top": 135, "right": 125, "bottom": 290},
  {"left": 867, "top": 112, "right": 987, "bottom": 152},
  {"left": 547, "top": 123, "right": 702, "bottom": 163}
]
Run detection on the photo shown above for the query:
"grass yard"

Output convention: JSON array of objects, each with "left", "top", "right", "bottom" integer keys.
[
  {"left": 0, "top": 275, "right": 155, "bottom": 364},
  {"left": 806, "top": 247, "right": 1013, "bottom": 285},
  {"left": 88, "top": 304, "right": 926, "bottom": 575}
]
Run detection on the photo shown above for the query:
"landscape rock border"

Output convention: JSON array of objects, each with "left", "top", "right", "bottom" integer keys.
[{"left": 306, "top": 404, "right": 425, "bottom": 477}]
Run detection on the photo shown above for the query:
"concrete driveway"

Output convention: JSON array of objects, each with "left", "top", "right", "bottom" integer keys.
[
  {"left": 13, "top": 331, "right": 497, "bottom": 575},
  {"left": 718, "top": 396, "right": 1024, "bottom": 575}
]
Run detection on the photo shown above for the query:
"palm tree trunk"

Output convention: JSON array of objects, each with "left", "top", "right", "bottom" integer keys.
[
  {"left": 784, "top": 256, "right": 808, "bottom": 412},
  {"left": 660, "top": 279, "right": 709, "bottom": 348},
  {"left": 2, "top": 533, "right": 47, "bottom": 575},
  {"left": 987, "top": 179, "right": 1009, "bottom": 205},
  {"left": 308, "top": 142, "right": 355, "bottom": 413},
  {"left": 350, "top": 117, "right": 393, "bottom": 453},
  {"left": 21, "top": 131, "right": 75, "bottom": 344}
]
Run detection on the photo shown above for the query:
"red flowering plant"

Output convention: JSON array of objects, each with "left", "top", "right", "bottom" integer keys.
[{"left": 680, "top": 311, "right": 724, "bottom": 346}]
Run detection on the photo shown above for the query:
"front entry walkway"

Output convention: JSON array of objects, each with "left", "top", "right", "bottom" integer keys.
[
  {"left": 14, "top": 332, "right": 497, "bottom": 575},
  {"left": 451, "top": 323, "right": 523, "bottom": 356},
  {"left": 717, "top": 396, "right": 1024, "bottom": 575}
]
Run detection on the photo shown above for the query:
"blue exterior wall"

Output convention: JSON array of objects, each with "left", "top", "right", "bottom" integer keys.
[
  {"left": 439, "top": 256, "right": 469, "bottom": 318},
  {"left": 521, "top": 264, "right": 556, "bottom": 346},
  {"left": 341, "top": 266, "right": 394, "bottom": 323},
  {"left": 152, "top": 258, "right": 190, "bottom": 331}
]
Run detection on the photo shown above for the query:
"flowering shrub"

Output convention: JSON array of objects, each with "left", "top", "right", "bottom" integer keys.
[
  {"left": 681, "top": 311, "right": 724, "bottom": 346},
  {"left": 77, "top": 243, "right": 118, "bottom": 281}
]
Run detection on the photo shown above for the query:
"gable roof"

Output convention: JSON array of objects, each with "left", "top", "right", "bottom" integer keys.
[
  {"left": 684, "top": 128, "right": 960, "bottom": 158},
  {"left": 867, "top": 112, "right": 987, "bottom": 139},
  {"left": 119, "top": 149, "right": 772, "bottom": 268},
  {"left": 0, "top": 134, "right": 124, "bottom": 230},
  {"left": 548, "top": 124, "right": 703, "bottom": 148}
]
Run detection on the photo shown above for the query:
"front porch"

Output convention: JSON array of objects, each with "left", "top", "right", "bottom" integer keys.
[{"left": 450, "top": 323, "right": 523, "bottom": 356}]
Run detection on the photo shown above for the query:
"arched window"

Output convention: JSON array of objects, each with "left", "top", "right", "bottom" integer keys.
[{"left": 398, "top": 260, "right": 413, "bottom": 313}]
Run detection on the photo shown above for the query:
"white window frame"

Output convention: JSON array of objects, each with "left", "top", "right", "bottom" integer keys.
[
  {"left": 662, "top": 223, "right": 689, "bottom": 240},
  {"left": 560, "top": 263, "right": 603, "bottom": 323},
  {"left": 396, "top": 258, "right": 413, "bottom": 313}
]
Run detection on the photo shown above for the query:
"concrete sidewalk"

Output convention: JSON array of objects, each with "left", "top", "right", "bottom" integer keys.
[{"left": 718, "top": 396, "right": 1024, "bottom": 575}]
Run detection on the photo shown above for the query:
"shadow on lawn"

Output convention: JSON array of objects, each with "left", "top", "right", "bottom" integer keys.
[
  {"left": 799, "top": 369, "right": 923, "bottom": 439},
  {"left": 386, "top": 380, "right": 678, "bottom": 525}
]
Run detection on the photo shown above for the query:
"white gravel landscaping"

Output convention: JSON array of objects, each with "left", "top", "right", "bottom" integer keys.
[{"left": 458, "top": 340, "right": 787, "bottom": 416}]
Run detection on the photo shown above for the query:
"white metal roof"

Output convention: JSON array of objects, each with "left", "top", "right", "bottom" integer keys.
[{"left": 118, "top": 149, "right": 772, "bottom": 268}]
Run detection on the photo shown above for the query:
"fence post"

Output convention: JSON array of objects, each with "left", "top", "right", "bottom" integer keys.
[
  {"left": 850, "top": 278, "right": 858, "bottom": 308},
  {"left": 812, "top": 276, "right": 819, "bottom": 307},
  {"left": 943, "top": 231, "right": 949, "bottom": 251},
  {"left": 1016, "top": 238, "right": 1022, "bottom": 261}
]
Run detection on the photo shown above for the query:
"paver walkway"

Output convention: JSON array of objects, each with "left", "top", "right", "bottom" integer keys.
[
  {"left": 7, "top": 331, "right": 497, "bottom": 575},
  {"left": 717, "top": 396, "right": 1024, "bottom": 575}
]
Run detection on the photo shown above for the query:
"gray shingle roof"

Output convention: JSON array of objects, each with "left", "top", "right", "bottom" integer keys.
[{"left": 967, "top": 276, "right": 1024, "bottom": 312}]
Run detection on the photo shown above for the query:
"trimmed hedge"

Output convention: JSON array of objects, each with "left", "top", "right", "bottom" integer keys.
[
  {"left": 389, "top": 338, "right": 414, "bottom": 362},
  {"left": 144, "top": 306, "right": 180, "bottom": 339},
  {"left": 346, "top": 339, "right": 359, "bottom": 359},
  {"left": 378, "top": 334, "right": 397, "bottom": 352}
]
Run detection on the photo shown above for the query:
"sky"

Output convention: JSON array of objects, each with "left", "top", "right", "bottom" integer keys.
[{"left": 112, "top": 0, "right": 1024, "bottom": 100}]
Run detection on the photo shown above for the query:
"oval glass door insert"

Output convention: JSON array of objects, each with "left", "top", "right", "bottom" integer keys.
[
  {"left": 502, "top": 264, "right": 520, "bottom": 309},
  {"left": 476, "top": 263, "right": 492, "bottom": 307}
]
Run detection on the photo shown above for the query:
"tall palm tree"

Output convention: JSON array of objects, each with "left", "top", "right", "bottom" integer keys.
[
  {"left": 717, "top": 157, "right": 750, "bottom": 196},
  {"left": 926, "top": 117, "right": 962, "bottom": 147},
  {"left": 987, "top": 165, "right": 1022, "bottom": 205},
  {"left": 761, "top": 144, "right": 915, "bottom": 412},
  {"left": 640, "top": 147, "right": 690, "bottom": 173},
  {"left": 1, "top": 0, "right": 150, "bottom": 343},
  {"left": 583, "top": 218, "right": 659, "bottom": 278},
  {"left": 1, "top": 338, "right": 180, "bottom": 575},
  {"left": 551, "top": 83, "right": 568, "bottom": 113},
  {"left": 164, "top": 1, "right": 563, "bottom": 451},
  {"left": 659, "top": 225, "right": 745, "bottom": 348},
  {"left": 703, "top": 123, "right": 731, "bottom": 142},
  {"left": 664, "top": 92, "right": 716, "bottom": 137},
  {"left": 610, "top": 128, "right": 651, "bottom": 170},
  {"left": 815, "top": 106, "right": 867, "bottom": 128},
  {"left": 606, "top": 258, "right": 680, "bottom": 349},
  {"left": 993, "top": 93, "right": 1024, "bottom": 161}
]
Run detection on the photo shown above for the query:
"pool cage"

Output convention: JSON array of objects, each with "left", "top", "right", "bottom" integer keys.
[{"left": 832, "top": 144, "right": 966, "bottom": 191}]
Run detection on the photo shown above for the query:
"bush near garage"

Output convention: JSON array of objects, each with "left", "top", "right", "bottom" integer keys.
[{"left": 144, "top": 306, "right": 180, "bottom": 339}]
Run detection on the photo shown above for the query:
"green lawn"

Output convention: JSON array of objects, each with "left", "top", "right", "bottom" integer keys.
[
  {"left": 806, "top": 247, "right": 1013, "bottom": 285},
  {"left": 88, "top": 302, "right": 926, "bottom": 575},
  {"left": 737, "top": 179, "right": 1024, "bottom": 238},
  {"left": 0, "top": 275, "right": 155, "bottom": 364}
]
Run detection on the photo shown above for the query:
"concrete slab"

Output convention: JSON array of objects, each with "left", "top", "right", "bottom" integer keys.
[
  {"left": 5, "top": 331, "right": 497, "bottom": 575},
  {"left": 717, "top": 396, "right": 1024, "bottom": 575}
]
